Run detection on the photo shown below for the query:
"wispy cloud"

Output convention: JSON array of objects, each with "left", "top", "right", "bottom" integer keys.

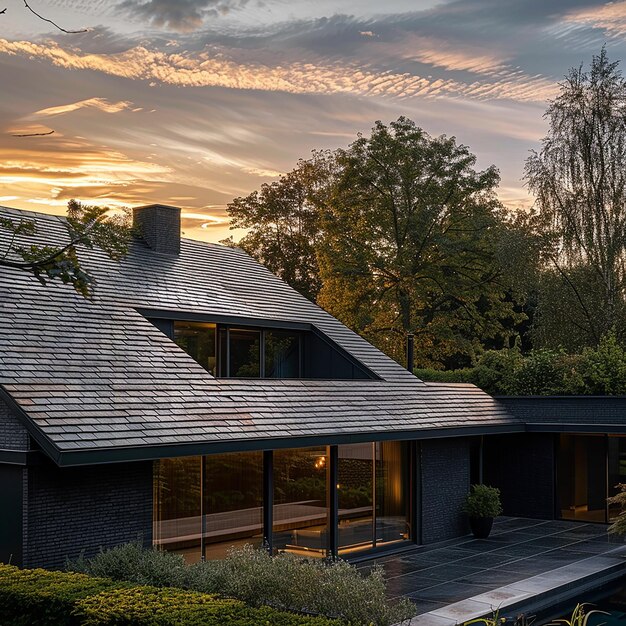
[
  {"left": 564, "top": 1, "right": 626, "bottom": 37},
  {"left": 34, "top": 97, "right": 133, "bottom": 116},
  {"left": 0, "top": 38, "right": 557, "bottom": 102}
]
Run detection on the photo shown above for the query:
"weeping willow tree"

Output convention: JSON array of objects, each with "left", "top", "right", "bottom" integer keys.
[{"left": 526, "top": 48, "right": 626, "bottom": 347}]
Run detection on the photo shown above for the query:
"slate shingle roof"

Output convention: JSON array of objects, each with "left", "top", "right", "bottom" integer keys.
[{"left": 0, "top": 207, "right": 519, "bottom": 465}]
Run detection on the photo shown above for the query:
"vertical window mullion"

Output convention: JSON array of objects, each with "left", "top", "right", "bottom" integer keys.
[
  {"left": 328, "top": 445, "right": 338, "bottom": 558},
  {"left": 372, "top": 442, "right": 377, "bottom": 548},
  {"left": 263, "top": 450, "right": 274, "bottom": 554},
  {"left": 200, "top": 455, "right": 206, "bottom": 560},
  {"left": 226, "top": 328, "right": 230, "bottom": 377},
  {"left": 604, "top": 435, "right": 607, "bottom": 524}
]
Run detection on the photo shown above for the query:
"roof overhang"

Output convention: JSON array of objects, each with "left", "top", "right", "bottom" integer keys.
[{"left": 52, "top": 423, "right": 524, "bottom": 466}]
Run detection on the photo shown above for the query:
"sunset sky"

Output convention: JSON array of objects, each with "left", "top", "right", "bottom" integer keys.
[{"left": 2, "top": 0, "right": 626, "bottom": 242}]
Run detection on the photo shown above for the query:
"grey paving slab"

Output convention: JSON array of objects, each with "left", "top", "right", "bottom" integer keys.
[
  {"left": 428, "top": 599, "right": 495, "bottom": 622},
  {"left": 409, "top": 582, "right": 494, "bottom": 604},
  {"left": 385, "top": 519, "right": 626, "bottom": 626},
  {"left": 405, "top": 611, "right": 457, "bottom": 626}
]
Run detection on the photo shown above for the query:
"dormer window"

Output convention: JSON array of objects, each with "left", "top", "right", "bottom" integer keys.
[
  {"left": 172, "top": 321, "right": 301, "bottom": 378},
  {"left": 173, "top": 322, "right": 217, "bottom": 375}
]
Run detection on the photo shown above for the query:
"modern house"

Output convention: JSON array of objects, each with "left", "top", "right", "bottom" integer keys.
[{"left": 0, "top": 204, "right": 624, "bottom": 570}]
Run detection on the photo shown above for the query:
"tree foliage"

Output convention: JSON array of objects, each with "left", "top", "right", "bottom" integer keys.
[
  {"left": 225, "top": 158, "right": 328, "bottom": 302},
  {"left": 526, "top": 48, "right": 626, "bottom": 348},
  {"left": 226, "top": 117, "right": 528, "bottom": 367},
  {"left": 0, "top": 200, "right": 131, "bottom": 298},
  {"left": 318, "top": 118, "right": 523, "bottom": 366}
]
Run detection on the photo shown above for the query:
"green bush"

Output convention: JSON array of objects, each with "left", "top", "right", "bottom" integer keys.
[
  {"left": 414, "top": 333, "right": 626, "bottom": 396},
  {"left": 413, "top": 367, "right": 476, "bottom": 385},
  {"left": 69, "top": 541, "right": 187, "bottom": 588},
  {"left": 472, "top": 349, "right": 521, "bottom": 395},
  {"left": 74, "top": 586, "right": 338, "bottom": 626},
  {"left": 508, "top": 348, "right": 569, "bottom": 395},
  {"left": 69, "top": 543, "right": 416, "bottom": 625},
  {"left": 463, "top": 484, "right": 503, "bottom": 518},
  {"left": 576, "top": 332, "right": 626, "bottom": 395},
  {"left": 0, "top": 564, "right": 120, "bottom": 626},
  {"left": 0, "top": 564, "right": 338, "bottom": 626}
]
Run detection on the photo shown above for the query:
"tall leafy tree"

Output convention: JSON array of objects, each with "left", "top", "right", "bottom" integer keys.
[
  {"left": 526, "top": 48, "right": 626, "bottom": 347},
  {"left": 0, "top": 200, "right": 131, "bottom": 298},
  {"left": 224, "top": 157, "right": 329, "bottom": 302},
  {"left": 317, "top": 117, "right": 521, "bottom": 367}
]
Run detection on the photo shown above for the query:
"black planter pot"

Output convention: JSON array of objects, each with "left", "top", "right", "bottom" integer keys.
[{"left": 469, "top": 516, "right": 494, "bottom": 539}]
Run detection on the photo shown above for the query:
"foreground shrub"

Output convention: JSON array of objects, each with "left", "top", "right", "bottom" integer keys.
[
  {"left": 0, "top": 564, "right": 120, "bottom": 626},
  {"left": 69, "top": 541, "right": 187, "bottom": 588},
  {"left": 0, "top": 563, "right": 337, "bottom": 626},
  {"left": 74, "top": 586, "right": 338, "bottom": 626},
  {"left": 69, "top": 543, "right": 416, "bottom": 625}
]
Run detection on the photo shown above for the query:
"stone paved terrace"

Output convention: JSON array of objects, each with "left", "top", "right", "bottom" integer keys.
[{"left": 359, "top": 517, "right": 626, "bottom": 625}]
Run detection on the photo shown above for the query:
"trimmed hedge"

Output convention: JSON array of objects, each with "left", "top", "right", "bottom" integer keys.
[
  {"left": 0, "top": 564, "right": 121, "bottom": 626},
  {"left": 0, "top": 564, "right": 338, "bottom": 626},
  {"left": 75, "top": 586, "right": 339, "bottom": 625}
]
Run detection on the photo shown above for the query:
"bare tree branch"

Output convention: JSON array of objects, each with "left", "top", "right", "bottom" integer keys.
[
  {"left": 12, "top": 130, "right": 55, "bottom": 137},
  {"left": 23, "top": 0, "right": 88, "bottom": 34}
]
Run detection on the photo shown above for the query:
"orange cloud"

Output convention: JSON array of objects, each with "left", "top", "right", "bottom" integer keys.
[
  {"left": 565, "top": 1, "right": 626, "bottom": 36},
  {"left": 34, "top": 97, "right": 133, "bottom": 117},
  {"left": 0, "top": 38, "right": 557, "bottom": 102}
]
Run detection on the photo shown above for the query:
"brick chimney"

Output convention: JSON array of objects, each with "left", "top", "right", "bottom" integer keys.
[{"left": 133, "top": 204, "right": 181, "bottom": 255}]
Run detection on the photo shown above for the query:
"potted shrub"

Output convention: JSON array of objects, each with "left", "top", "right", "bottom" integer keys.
[{"left": 463, "top": 484, "right": 502, "bottom": 539}]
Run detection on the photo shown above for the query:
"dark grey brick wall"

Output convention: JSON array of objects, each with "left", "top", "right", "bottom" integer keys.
[
  {"left": 0, "top": 397, "right": 29, "bottom": 450},
  {"left": 420, "top": 438, "right": 470, "bottom": 543},
  {"left": 483, "top": 433, "right": 555, "bottom": 520},
  {"left": 498, "top": 396, "right": 626, "bottom": 426},
  {"left": 133, "top": 204, "right": 181, "bottom": 255},
  {"left": 24, "top": 460, "right": 153, "bottom": 569}
]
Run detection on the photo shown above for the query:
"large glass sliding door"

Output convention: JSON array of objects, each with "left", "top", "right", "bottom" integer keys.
[
  {"left": 153, "top": 456, "right": 203, "bottom": 562},
  {"left": 337, "top": 443, "right": 374, "bottom": 554},
  {"left": 154, "top": 440, "right": 413, "bottom": 561},
  {"left": 337, "top": 442, "right": 410, "bottom": 556},
  {"left": 202, "top": 451, "right": 264, "bottom": 559},
  {"left": 557, "top": 434, "right": 626, "bottom": 524},
  {"left": 376, "top": 441, "right": 410, "bottom": 546},
  {"left": 154, "top": 452, "right": 264, "bottom": 561},
  {"left": 273, "top": 447, "right": 329, "bottom": 556}
]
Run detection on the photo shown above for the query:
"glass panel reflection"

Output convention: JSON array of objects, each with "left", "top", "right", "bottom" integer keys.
[
  {"left": 376, "top": 441, "right": 410, "bottom": 546},
  {"left": 273, "top": 447, "right": 329, "bottom": 557},
  {"left": 337, "top": 443, "right": 374, "bottom": 555},
  {"left": 153, "top": 457, "right": 202, "bottom": 563},
  {"left": 203, "top": 452, "right": 264, "bottom": 559},
  {"left": 173, "top": 322, "right": 216, "bottom": 375},
  {"left": 608, "top": 436, "right": 626, "bottom": 521},
  {"left": 229, "top": 329, "right": 261, "bottom": 377},
  {"left": 558, "top": 434, "right": 607, "bottom": 523},
  {"left": 265, "top": 331, "right": 300, "bottom": 378}
]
